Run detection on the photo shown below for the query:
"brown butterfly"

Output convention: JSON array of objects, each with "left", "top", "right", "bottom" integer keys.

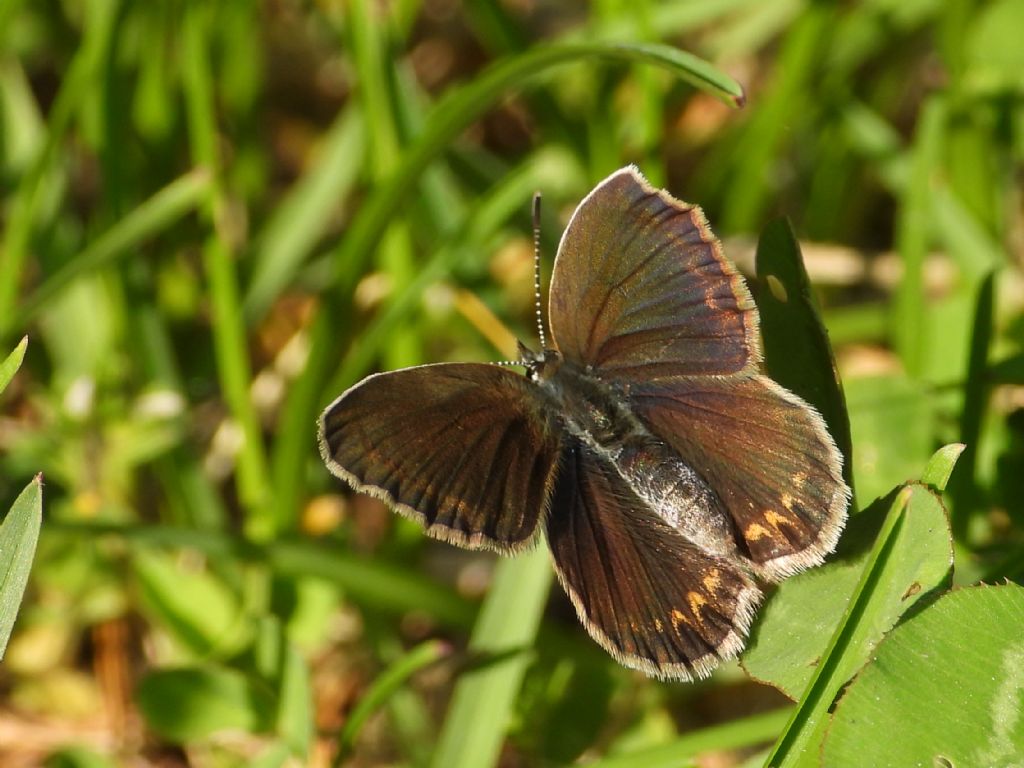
[{"left": 319, "top": 166, "right": 850, "bottom": 680}]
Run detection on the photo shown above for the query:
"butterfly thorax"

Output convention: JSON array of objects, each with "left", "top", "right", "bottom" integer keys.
[{"left": 525, "top": 347, "right": 743, "bottom": 561}]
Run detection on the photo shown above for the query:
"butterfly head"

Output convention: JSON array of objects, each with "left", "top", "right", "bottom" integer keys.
[{"left": 518, "top": 340, "right": 562, "bottom": 383}]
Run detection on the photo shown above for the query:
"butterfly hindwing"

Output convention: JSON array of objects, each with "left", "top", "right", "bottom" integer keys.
[
  {"left": 548, "top": 167, "right": 759, "bottom": 378},
  {"left": 319, "top": 363, "right": 563, "bottom": 553},
  {"left": 629, "top": 375, "right": 850, "bottom": 580},
  {"left": 546, "top": 440, "right": 762, "bottom": 680}
]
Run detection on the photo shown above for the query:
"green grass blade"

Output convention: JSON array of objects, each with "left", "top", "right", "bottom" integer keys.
[
  {"left": 346, "top": 0, "right": 419, "bottom": 374},
  {"left": 430, "top": 546, "right": 552, "bottom": 768},
  {"left": 892, "top": 95, "right": 945, "bottom": 378},
  {"left": 0, "top": 336, "right": 28, "bottom": 394},
  {"left": 0, "top": 0, "right": 119, "bottom": 337},
  {"left": 948, "top": 271, "right": 995, "bottom": 539},
  {"left": 15, "top": 170, "right": 211, "bottom": 326},
  {"left": 720, "top": 5, "right": 830, "bottom": 232},
  {"left": 334, "top": 639, "right": 450, "bottom": 765},
  {"left": 329, "top": 40, "right": 742, "bottom": 296},
  {"left": 765, "top": 492, "right": 908, "bottom": 767},
  {"left": 243, "top": 107, "right": 365, "bottom": 319},
  {"left": 276, "top": 642, "right": 314, "bottom": 758},
  {"left": 266, "top": 302, "right": 341, "bottom": 533},
  {"left": 181, "top": 5, "right": 269, "bottom": 528},
  {"left": 0, "top": 475, "right": 42, "bottom": 660}
]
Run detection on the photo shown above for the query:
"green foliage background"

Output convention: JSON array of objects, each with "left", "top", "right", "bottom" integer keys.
[{"left": 1, "top": 1, "right": 1023, "bottom": 766}]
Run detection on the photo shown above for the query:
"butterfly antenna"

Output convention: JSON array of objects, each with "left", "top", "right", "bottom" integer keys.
[{"left": 532, "top": 191, "right": 548, "bottom": 350}]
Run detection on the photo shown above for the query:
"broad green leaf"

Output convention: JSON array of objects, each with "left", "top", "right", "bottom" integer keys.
[
  {"left": 745, "top": 480, "right": 952, "bottom": 701},
  {"left": 762, "top": 468, "right": 956, "bottom": 766},
  {"left": 133, "top": 549, "right": 251, "bottom": 658},
  {"left": 742, "top": 559, "right": 862, "bottom": 698},
  {"left": 0, "top": 475, "right": 42, "bottom": 660},
  {"left": 0, "top": 336, "right": 27, "bottom": 394},
  {"left": 136, "top": 665, "right": 276, "bottom": 741},
  {"left": 823, "top": 584, "right": 1024, "bottom": 767},
  {"left": 755, "top": 218, "right": 854, "bottom": 495}
]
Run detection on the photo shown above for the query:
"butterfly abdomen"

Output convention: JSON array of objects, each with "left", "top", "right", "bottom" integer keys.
[{"left": 539, "top": 358, "right": 742, "bottom": 562}]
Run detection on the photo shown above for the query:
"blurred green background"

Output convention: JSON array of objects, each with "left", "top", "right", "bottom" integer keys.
[{"left": 1, "top": 0, "right": 1022, "bottom": 766}]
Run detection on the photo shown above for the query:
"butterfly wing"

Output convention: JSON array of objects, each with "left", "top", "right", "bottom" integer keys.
[
  {"left": 547, "top": 440, "right": 762, "bottom": 680},
  {"left": 548, "top": 166, "right": 759, "bottom": 378},
  {"left": 629, "top": 376, "right": 850, "bottom": 581},
  {"left": 319, "top": 363, "right": 563, "bottom": 553}
]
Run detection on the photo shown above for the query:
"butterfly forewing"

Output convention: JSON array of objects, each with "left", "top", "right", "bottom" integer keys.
[
  {"left": 547, "top": 441, "right": 762, "bottom": 680},
  {"left": 629, "top": 375, "right": 849, "bottom": 580},
  {"left": 319, "top": 363, "right": 563, "bottom": 552},
  {"left": 548, "top": 167, "right": 759, "bottom": 378}
]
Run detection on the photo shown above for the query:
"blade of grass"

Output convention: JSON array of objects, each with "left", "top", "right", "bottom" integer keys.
[
  {"left": 330, "top": 152, "right": 571, "bottom": 393},
  {"left": 929, "top": 184, "right": 1004, "bottom": 281},
  {"left": 243, "top": 107, "right": 364, "bottom": 320},
  {"left": 948, "top": 271, "right": 995, "bottom": 540},
  {"left": 14, "top": 170, "right": 211, "bottom": 326},
  {"left": 0, "top": 475, "right": 43, "bottom": 660},
  {"left": 181, "top": 4, "right": 270, "bottom": 531},
  {"left": 765, "top": 490, "right": 909, "bottom": 767},
  {"left": 265, "top": 301, "right": 339, "bottom": 533},
  {"left": 330, "top": 40, "right": 742, "bottom": 295},
  {"left": 346, "top": 0, "right": 419, "bottom": 374},
  {"left": 0, "top": 59, "right": 45, "bottom": 185},
  {"left": 0, "top": 336, "right": 28, "bottom": 394},
  {"left": 276, "top": 641, "right": 314, "bottom": 758},
  {"left": 0, "top": 0, "right": 120, "bottom": 338},
  {"left": 720, "top": 5, "right": 830, "bottom": 232},
  {"left": 333, "top": 639, "right": 450, "bottom": 765},
  {"left": 892, "top": 95, "right": 945, "bottom": 378},
  {"left": 430, "top": 546, "right": 552, "bottom": 768},
  {"left": 922, "top": 443, "right": 966, "bottom": 491},
  {"left": 125, "top": 268, "right": 228, "bottom": 530}
]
